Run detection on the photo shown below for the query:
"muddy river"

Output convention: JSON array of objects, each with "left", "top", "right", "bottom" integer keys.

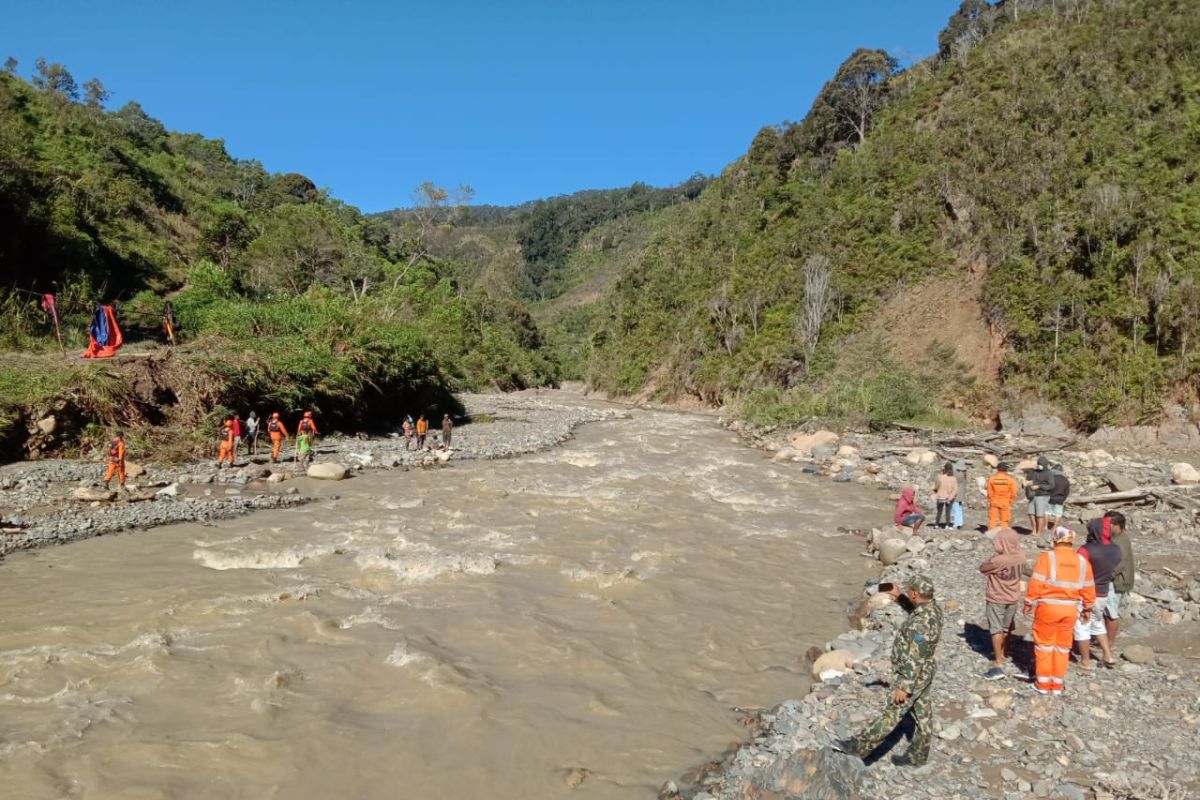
[{"left": 0, "top": 403, "right": 886, "bottom": 799}]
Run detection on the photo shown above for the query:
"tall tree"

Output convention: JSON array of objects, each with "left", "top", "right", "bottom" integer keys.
[
  {"left": 938, "top": 0, "right": 992, "bottom": 59},
  {"left": 3, "top": 57, "right": 16, "bottom": 75},
  {"left": 802, "top": 48, "right": 899, "bottom": 151},
  {"left": 32, "top": 57, "right": 78, "bottom": 101},
  {"left": 82, "top": 78, "right": 110, "bottom": 109}
]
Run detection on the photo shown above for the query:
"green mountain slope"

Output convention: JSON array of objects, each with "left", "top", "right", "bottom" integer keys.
[{"left": 587, "top": 0, "right": 1200, "bottom": 430}]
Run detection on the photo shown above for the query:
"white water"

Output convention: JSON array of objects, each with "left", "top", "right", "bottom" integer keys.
[{"left": 0, "top": 400, "right": 886, "bottom": 798}]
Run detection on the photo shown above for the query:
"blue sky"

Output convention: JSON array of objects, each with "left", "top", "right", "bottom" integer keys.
[{"left": 3, "top": 1, "right": 960, "bottom": 211}]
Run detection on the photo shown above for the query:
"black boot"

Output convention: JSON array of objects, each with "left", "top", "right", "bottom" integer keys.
[{"left": 891, "top": 752, "right": 926, "bottom": 768}]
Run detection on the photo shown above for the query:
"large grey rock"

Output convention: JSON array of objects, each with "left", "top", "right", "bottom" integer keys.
[
  {"left": 1171, "top": 463, "right": 1200, "bottom": 485},
  {"left": 729, "top": 747, "right": 867, "bottom": 800},
  {"left": 72, "top": 487, "right": 116, "bottom": 502},
  {"left": 1105, "top": 473, "right": 1138, "bottom": 493},
  {"left": 1122, "top": 644, "right": 1154, "bottom": 664},
  {"left": 1002, "top": 403, "right": 1072, "bottom": 438},
  {"left": 879, "top": 538, "right": 909, "bottom": 566},
  {"left": 307, "top": 462, "right": 350, "bottom": 481}
]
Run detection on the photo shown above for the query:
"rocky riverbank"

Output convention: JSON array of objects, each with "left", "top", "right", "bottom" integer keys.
[
  {"left": 0, "top": 392, "right": 617, "bottom": 560},
  {"left": 665, "top": 421, "right": 1200, "bottom": 799}
]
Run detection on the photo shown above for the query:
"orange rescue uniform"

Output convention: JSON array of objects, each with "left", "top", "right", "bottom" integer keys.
[
  {"left": 986, "top": 471, "right": 1020, "bottom": 529},
  {"left": 104, "top": 437, "right": 126, "bottom": 486},
  {"left": 1025, "top": 545, "right": 1096, "bottom": 694},
  {"left": 268, "top": 418, "right": 290, "bottom": 462},
  {"left": 217, "top": 423, "right": 236, "bottom": 466}
]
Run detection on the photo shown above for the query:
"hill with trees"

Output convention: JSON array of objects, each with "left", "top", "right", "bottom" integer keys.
[{"left": 581, "top": 0, "right": 1200, "bottom": 431}]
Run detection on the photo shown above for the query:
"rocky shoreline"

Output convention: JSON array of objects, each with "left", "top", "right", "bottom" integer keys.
[
  {"left": 662, "top": 421, "right": 1200, "bottom": 800},
  {"left": 0, "top": 392, "right": 618, "bottom": 560}
]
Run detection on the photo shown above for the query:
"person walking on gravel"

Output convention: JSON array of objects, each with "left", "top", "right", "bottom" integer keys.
[
  {"left": 103, "top": 431, "right": 127, "bottom": 491},
  {"left": 216, "top": 417, "right": 236, "bottom": 468},
  {"left": 834, "top": 575, "right": 944, "bottom": 767},
  {"left": 268, "top": 412, "right": 289, "bottom": 463},
  {"left": 1025, "top": 526, "right": 1096, "bottom": 695},
  {"left": 244, "top": 411, "right": 260, "bottom": 456}
]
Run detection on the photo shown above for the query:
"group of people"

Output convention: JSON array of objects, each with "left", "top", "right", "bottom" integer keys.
[
  {"left": 893, "top": 463, "right": 965, "bottom": 534},
  {"left": 840, "top": 457, "right": 1138, "bottom": 768},
  {"left": 215, "top": 411, "right": 319, "bottom": 468},
  {"left": 401, "top": 413, "right": 453, "bottom": 451}
]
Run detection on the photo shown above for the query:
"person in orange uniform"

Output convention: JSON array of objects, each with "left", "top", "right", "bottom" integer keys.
[
  {"left": 986, "top": 463, "right": 1020, "bottom": 529},
  {"left": 1024, "top": 526, "right": 1096, "bottom": 695},
  {"left": 216, "top": 416, "right": 236, "bottom": 468},
  {"left": 267, "top": 412, "right": 289, "bottom": 463},
  {"left": 103, "top": 431, "right": 127, "bottom": 490},
  {"left": 416, "top": 414, "right": 428, "bottom": 449},
  {"left": 297, "top": 411, "right": 319, "bottom": 443}
]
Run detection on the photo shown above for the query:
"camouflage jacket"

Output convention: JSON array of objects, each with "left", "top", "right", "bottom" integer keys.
[{"left": 891, "top": 599, "right": 944, "bottom": 694}]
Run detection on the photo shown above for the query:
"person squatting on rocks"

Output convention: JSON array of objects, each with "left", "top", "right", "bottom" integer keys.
[
  {"left": 416, "top": 414, "right": 429, "bottom": 450},
  {"left": 986, "top": 463, "right": 1019, "bottom": 529},
  {"left": 244, "top": 411, "right": 259, "bottom": 456},
  {"left": 216, "top": 417, "right": 236, "bottom": 468},
  {"left": 834, "top": 575, "right": 944, "bottom": 767},
  {"left": 268, "top": 412, "right": 289, "bottom": 463},
  {"left": 894, "top": 487, "right": 925, "bottom": 535},
  {"left": 1090, "top": 511, "right": 1134, "bottom": 650},
  {"left": 932, "top": 463, "right": 958, "bottom": 529},
  {"left": 979, "top": 526, "right": 1025, "bottom": 680},
  {"left": 1048, "top": 462, "right": 1070, "bottom": 531},
  {"left": 103, "top": 431, "right": 127, "bottom": 490},
  {"left": 442, "top": 414, "right": 453, "bottom": 449},
  {"left": 1024, "top": 526, "right": 1096, "bottom": 695},
  {"left": 1076, "top": 521, "right": 1122, "bottom": 670}
]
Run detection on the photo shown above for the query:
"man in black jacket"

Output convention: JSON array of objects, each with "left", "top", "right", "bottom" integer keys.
[
  {"left": 1047, "top": 463, "right": 1070, "bottom": 532},
  {"left": 1029, "top": 456, "right": 1056, "bottom": 546}
]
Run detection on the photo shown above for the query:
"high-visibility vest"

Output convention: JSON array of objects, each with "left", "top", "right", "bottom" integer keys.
[{"left": 1027, "top": 548, "right": 1096, "bottom": 609}]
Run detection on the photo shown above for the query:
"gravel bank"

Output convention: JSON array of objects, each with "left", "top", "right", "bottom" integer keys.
[
  {"left": 0, "top": 391, "right": 617, "bottom": 559},
  {"left": 666, "top": 422, "right": 1200, "bottom": 799}
]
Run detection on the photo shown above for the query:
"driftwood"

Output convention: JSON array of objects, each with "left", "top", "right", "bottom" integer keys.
[{"left": 1069, "top": 484, "right": 1200, "bottom": 512}]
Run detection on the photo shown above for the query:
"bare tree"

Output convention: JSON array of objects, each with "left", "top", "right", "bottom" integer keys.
[{"left": 799, "top": 254, "right": 835, "bottom": 372}]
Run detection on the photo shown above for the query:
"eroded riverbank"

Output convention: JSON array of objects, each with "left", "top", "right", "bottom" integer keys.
[{"left": 0, "top": 392, "right": 885, "bottom": 799}]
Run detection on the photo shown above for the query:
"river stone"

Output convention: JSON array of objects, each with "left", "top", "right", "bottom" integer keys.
[
  {"left": 1171, "top": 462, "right": 1200, "bottom": 485},
  {"left": 1122, "top": 644, "right": 1154, "bottom": 664},
  {"left": 124, "top": 462, "right": 146, "bottom": 478},
  {"left": 772, "top": 448, "right": 803, "bottom": 463},
  {"left": 984, "top": 454, "right": 999, "bottom": 468},
  {"left": 307, "top": 462, "right": 350, "bottom": 480},
  {"left": 788, "top": 430, "right": 839, "bottom": 455},
  {"left": 905, "top": 448, "right": 937, "bottom": 466},
  {"left": 155, "top": 483, "right": 179, "bottom": 498},
  {"left": 36, "top": 415, "right": 57, "bottom": 435},
  {"left": 1105, "top": 473, "right": 1137, "bottom": 492},
  {"left": 267, "top": 473, "right": 287, "bottom": 483},
  {"left": 72, "top": 487, "right": 116, "bottom": 502},
  {"left": 879, "top": 538, "right": 909, "bottom": 566},
  {"left": 836, "top": 445, "right": 859, "bottom": 459},
  {"left": 736, "top": 746, "right": 867, "bottom": 799},
  {"left": 811, "top": 649, "right": 855, "bottom": 679}
]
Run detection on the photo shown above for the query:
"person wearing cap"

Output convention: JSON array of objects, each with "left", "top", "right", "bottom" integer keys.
[
  {"left": 834, "top": 575, "right": 944, "bottom": 767},
  {"left": 986, "top": 463, "right": 1020, "bottom": 529},
  {"left": 216, "top": 417, "right": 236, "bottom": 468},
  {"left": 1024, "top": 526, "right": 1096, "bottom": 695},
  {"left": 267, "top": 412, "right": 290, "bottom": 463},
  {"left": 1075, "top": 521, "right": 1121, "bottom": 669},
  {"left": 1029, "top": 456, "right": 1056, "bottom": 545}
]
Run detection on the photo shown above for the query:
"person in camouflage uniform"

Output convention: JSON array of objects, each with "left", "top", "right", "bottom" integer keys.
[{"left": 834, "top": 574, "right": 944, "bottom": 767}]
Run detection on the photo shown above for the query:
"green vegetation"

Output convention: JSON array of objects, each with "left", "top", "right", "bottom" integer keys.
[{"left": 586, "top": 0, "right": 1200, "bottom": 430}]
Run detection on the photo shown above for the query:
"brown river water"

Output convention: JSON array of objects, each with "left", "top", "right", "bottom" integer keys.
[{"left": 0, "top": 402, "right": 886, "bottom": 799}]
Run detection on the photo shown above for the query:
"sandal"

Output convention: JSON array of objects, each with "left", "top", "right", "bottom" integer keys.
[{"left": 1102, "top": 659, "right": 1116, "bottom": 669}]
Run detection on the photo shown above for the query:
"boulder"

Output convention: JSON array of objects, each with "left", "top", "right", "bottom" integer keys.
[
  {"left": 266, "top": 473, "right": 287, "bottom": 484},
  {"left": 36, "top": 415, "right": 57, "bottom": 435},
  {"left": 811, "top": 649, "right": 856, "bottom": 680},
  {"left": 983, "top": 454, "right": 999, "bottom": 468},
  {"left": 771, "top": 449, "right": 803, "bottom": 463},
  {"left": 1105, "top": 473, "right": 1138, "bottom": 493},
  {"left": 1088, "top": 425, "right": 1157, "bottom": 447},
  {"left": 307, "top": 462, "right": 350, "bottom": 481},
  {"left": 879, "top": 538, "right": 909, "bottom": 566},
  {"left": 905, "top": 538, "right": 926, "bottom": 554},
  {"left": 787, "top": 430, "right": 839, "bottom": 455},
  {"left": 865, "top": 591, "right": 894, "bottom": 610},
  {"left": 1171, "top": 462, "right": 1200, "bottom": 485},
  {"left": 72, "top": 487, "right": 116, "bottom": 502},
  {"left": 1001, "top": 402, "right": 1072, "bottom": 438},
  {"left": 124, "top": 462, "right": 146, "bottom": 479},
  {"left": 1122, "top": 644, "right": 1154, "bottom": 664},
  {"left": 836, "top": 445, "right": 860, "bottom": 459},
  {"left": 155, "top": 483, "right": 179, "bottom": 498},
  {"left": 905, "top": 448, "right": 937, "bottom": 466},
  {"left": 1015, "top": 457, "right": 1038, "bottom": 471},
  {"left": 726, "top": 746, "right": 867, "bottom": 799}
]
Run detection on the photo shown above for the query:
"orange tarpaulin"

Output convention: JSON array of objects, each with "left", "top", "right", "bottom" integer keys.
[{"left": 81, "top": 305, "right": 124, "bottom": 359}]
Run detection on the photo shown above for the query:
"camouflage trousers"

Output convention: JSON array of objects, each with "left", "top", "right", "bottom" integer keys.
[{"left": 852, "top": 681, "right": 934, "bottom": 763}]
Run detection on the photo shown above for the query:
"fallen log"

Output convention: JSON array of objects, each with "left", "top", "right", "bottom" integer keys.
[{"left": 1069, "top": 485, "right": 1200, "bottom": 508}]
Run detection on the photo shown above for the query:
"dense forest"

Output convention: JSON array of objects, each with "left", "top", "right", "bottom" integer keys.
[{"left": 1, "top": 0, "right": 1196, "bottom": 456}]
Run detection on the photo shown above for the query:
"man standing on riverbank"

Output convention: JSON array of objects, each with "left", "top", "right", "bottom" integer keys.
[
  {"left": 986, "top": 463, "right": 1019, "bottom": 529},
  {"left": 442, "top": 413, "right": 453, "bottom": 448},
  {"left": 416, "top": 414, "right": 428, "bottom": 450},
  {"left": 103, "top": 431, "right": 127, "bottom": 491},
  {"left": 216, "top": 417, "right": 236, "bottom": 468},
  {"left": 834, "top": 575, "right": 944, "bottom": 767}
]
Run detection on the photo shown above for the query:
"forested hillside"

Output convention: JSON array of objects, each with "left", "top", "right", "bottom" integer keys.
[
  {"left": 586, "top": 0, "right": 1200, "bottom": 431},
  {"left": 0, "top": 62, "right": 556, "bottom": 455}
]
